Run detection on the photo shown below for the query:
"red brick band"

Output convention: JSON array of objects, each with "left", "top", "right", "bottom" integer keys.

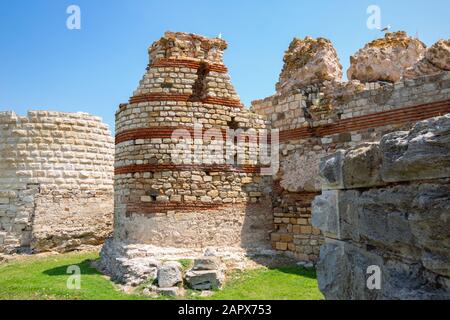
[
  {"left": 149, "top": 58, "right": 228, "bottom": 73},
  {"left": 129, "top": 93, "right": 242, "bottom": 107},
  {"left": 125, "top": 201, "right": 241, "bottom": 214},
  {"left": 129, "top": 93, "right": 190, "bottom": 104},
  {"left": 280, "top": 99, "right": 450, "bottom": 142},
  {"left": 115, "top": 163, "right": 265, "bottom": 175},
  {"left": 116, "top": 126, "right": 268, "bottom": 144}
]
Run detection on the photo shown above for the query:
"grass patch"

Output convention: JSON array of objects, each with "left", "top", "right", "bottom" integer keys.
[
  {"left": 0, "top": 252, "right": 323, "bottom": 300},
  {"left": 0, "top": 252, "right": 146, "bottom": 300},
  {"left": 177, "top": 259, "right": 193, "bottom": 272},
  {"left": 207, "top": 267, "right": 323, "bottom": 300}
]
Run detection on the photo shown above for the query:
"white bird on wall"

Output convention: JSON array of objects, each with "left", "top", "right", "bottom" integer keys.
[{"left": 218, "top": 33, "right": 222, "bottom": 39}]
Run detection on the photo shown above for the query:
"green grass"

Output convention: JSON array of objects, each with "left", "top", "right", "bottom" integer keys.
[
  {"left": 177, "top": 259, "right": 193, "bottom": 272},
  {"left": 206, "top": 267, "right": 323, "bottom": 300},
  {"left": 0, "top": 252, "right": 323, "bottom": 300},
  {"left": 0, "top": 252, "right": 145, "bottom": 300}
]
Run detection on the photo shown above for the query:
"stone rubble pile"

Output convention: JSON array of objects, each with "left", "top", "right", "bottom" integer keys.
[{"left": 140, "top": 255, "right": 224, "bottom": 297}]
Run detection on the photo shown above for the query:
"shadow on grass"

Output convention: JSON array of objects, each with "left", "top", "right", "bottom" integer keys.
[
  {"left": 270, "top": 266, "right": 317, "bottom": 279},
  {"left": 42, "top": 259, "right": 100, "bottom": 276}
]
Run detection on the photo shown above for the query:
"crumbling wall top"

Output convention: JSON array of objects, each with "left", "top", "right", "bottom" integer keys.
[
  {"left": 149, "top": 31, "right": 228, "bottom": 65},
  {"left": 276, "top": 36, "right": 343, "bottom": 93},
  {"left": 347, "top": 31, "right": 427, "bottom": 83}
]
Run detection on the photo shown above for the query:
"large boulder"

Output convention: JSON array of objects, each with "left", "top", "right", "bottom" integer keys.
[
  {"left": 276, "top": 36, "right": 342, "bottom": 93},
  {"left": 185, "top": 270, "right": 223, "bottom": 290},
  {"left": 347, "top": 31, "right": 427, "bottom": 83},
  {"left": 157, "top": 261, "right": 183, "bottom": 288}
]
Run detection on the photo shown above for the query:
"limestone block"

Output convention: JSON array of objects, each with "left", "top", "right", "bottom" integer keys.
[
  {"left": 157, "top": 261, "right": 183, "bottom": 288},
  {"left": 355, "top": 186, "right": 418, "bottom": 256},
  {"left": 380, "top": 114, "right": 450, "bottom": 182},
  {"left": 318, "top": 239, "right": 450, "bottom": 300},
  {"left": 192, "top": 257, "right": 221, "bottom": 271},
  {"left": 319, "top": 150, "right": 345, "bottom": 190},
  {"left": 311, "top": 191, "right": 340, "bottom": 238},
  {"left": 185, "top": 270, "right": 223, "bottom": 290},
  {"left": 312, "top": 190, "right": 361, "bottom": 241},
  {"left": 316, "top": 240, "right": 349, "bottom": 300},
  {"left": 341, "top": 143, "right": 385, "bottom": 189}
]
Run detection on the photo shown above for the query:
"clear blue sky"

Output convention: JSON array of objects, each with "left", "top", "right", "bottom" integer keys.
[{"left": 1, "top": 0, "right": 449, "bottom": 132}]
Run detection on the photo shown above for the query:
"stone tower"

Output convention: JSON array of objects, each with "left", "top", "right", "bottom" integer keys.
[
  {"left": 103, "top": 32, "right": 273, "bottom": 270},
  {"left": 0, "top": 111, "right": 114, "bottom": 254}
]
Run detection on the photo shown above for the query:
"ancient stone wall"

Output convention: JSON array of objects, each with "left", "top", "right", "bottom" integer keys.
[
  {"left": 251, "top": 32, "right": 450, "bottom": 261},
  {"left": 312, "top": 115, "right": 450, "bottom": 299},
  {"left": 0, "top": 111, "right": 114, "bottom": 253},
  {"left": 110, "top": 32, "right": 273, "bottom": 253}
]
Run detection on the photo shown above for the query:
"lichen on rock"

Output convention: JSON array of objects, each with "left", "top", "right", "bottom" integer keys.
[
  {"left": 405, "top": 39, "right": 450, "bottom": 78},
  {"left": 347, "top": 31, "right": 427, "bottom": 83},
  {"left": 276, "top": 36, "right": 343, "bottom": 93},
  {"left": 426, "top": 39, "right": 450, "bottom": 71}
]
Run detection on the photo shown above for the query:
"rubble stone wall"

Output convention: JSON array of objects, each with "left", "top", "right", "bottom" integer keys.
[
  {"left": 251, "top": 32, "right": 450, "bottom": 261},
  {"left": 112, "top": 32, "right": 273, "bottom": 251},
  {"left": 312, "top": 115, "right": 450, "bottom": 299},
  {"left": 0, "top": 111, "right": 114, "bottom": 253}
]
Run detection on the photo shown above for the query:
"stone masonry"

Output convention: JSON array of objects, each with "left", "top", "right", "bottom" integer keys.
[
  {"left": 0, "top": 111, "right": 114, "bottom": 253},
  {"left": 98, "top": 31, "right": 450, "bottom": 286},
  {"left": 99, "top": 32, "right": 275, "bottom": 281},
  {"left": 312, "top": 115, "right": 450, "bottom": 299},
  {"left": 252, "top": 31, "right": 450, "bottom": 261}
]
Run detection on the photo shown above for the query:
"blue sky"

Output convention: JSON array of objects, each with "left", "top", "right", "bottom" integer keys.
[{"left": 0, "top": 0, "right": 449, "bottom": 132}]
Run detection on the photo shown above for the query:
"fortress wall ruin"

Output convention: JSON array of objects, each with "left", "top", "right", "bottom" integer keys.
[
  {"left": 98, "top": 32, "right": 450, "bottom": 288},
  {"left": 251, "top": 33, "right": 450, "bottom": 261},
  {"left": 111, "top": 32, "right": 273, "bottom": 251},
  {"left": 312, "top": 115, "right": 450, "bottom": 299},
  {"left": 0, "top": 111, "right": 114, "bottom": 253}
]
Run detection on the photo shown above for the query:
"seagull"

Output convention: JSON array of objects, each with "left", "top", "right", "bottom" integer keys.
[
  {"left": 218, "top": 33, "right": 222, "bottom": 39},
  {"left": 380, "top": 25, "right": 391, "bottom": 33}
]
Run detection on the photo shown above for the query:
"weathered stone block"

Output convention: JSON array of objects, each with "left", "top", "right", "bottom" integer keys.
[
  {"left": 185, "top": 270, "right": 222, "bottom": 290},
  {"left": 317, "top": 240, "right": 384, "bottom": 300},
  {"left": 342, "top": 143, "right": 384, "bottom": 189},
  {"left": 157, "top": 261, "right": 182, "bottom": 288},
  {"left": 192, "top": 257, "right": 221, "bottom": 271},
  {"left": 319, "top": 150, "right": 345, "bottom": 190},
  {"left": 380, "top": 114, "right": 450, "bottom": 182},
  {"left": 312, "top": 191, "right": 340, "bottom": 238}
]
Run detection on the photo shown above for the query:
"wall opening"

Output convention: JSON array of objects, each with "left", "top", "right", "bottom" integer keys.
[{"left": 190, "top": 62, "right": 209, "bottom": 101}]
